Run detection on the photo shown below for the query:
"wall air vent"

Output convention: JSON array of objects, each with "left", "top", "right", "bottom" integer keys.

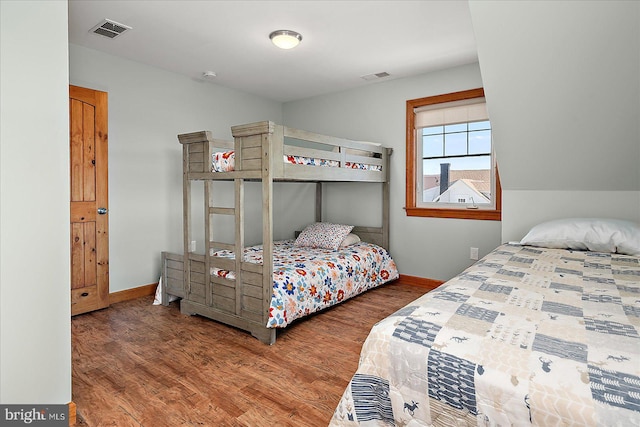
[
  {"left": 90, "top": 19, "right": 132, "bottom": 39},
  {"left": 361, "top": 72, "right": 391, "bottom": 81}
]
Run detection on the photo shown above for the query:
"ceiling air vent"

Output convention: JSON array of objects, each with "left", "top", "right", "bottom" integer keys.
[
  {"left": 90, "top": 19, "right": 132, "bottom": 39},
  {"left": 361, "top": 72, "right": 391, "bottom": 81}
]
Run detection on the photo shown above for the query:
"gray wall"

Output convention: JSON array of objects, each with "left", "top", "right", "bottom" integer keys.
[
  {"left": 283, "top": 1, "right": 640, "bottom": 280},
  {"left": 70, "top": 44, "right": 319, "bottom": 293},
  {"left": 469, "top": 0, "right": 640, "bottom": 240},
  {"left": 71, "top": 43, "right": 502, "bottom": 286},
  {"left": 283, "top": 63, "right": 503, "bottom": 281},
  {"left": 1, "top": 1, "right": 71, "bottom": 404},
  {"left": 76, "top": 1, "right": 640, "bottom": 289}
]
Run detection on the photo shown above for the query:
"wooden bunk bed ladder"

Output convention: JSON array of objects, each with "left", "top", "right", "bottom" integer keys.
[{"left": 176, "top": 124, "right": 278, "bottom": 344}]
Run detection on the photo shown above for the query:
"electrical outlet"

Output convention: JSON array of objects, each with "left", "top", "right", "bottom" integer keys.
[
  {"left": 470, "top": 247, "right": 479, "bottom": 260},
  {"left": 190, "top": 240, "right": 196, "bottom": 252}
]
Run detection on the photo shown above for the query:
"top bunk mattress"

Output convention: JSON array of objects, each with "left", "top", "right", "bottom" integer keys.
[{"left": 212, "top": 150, "right": 382, "bottom": 173}]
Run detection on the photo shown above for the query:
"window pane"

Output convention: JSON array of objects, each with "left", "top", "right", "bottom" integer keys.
[
  {"left": 468, "top": 130, "right": 491, "bottom": 155},
  {"left": 423, "top": 134, "right": 443, "bottom": 157},
  {"left": 422, "top": 159, "right": 443, "bottom": 176},
  {"left": 422, "top": 156, "right": 492, "bottom": 204},
  {"left": 444, "top": 132, "right": 467, "bottom": 156},
  {"left": 468, "top": 120, "right": 491, "bottom": 131},
  {"left": 447, "top": 156, "right": 491, "bottom": 172},
  {"left": 421, "top": 159, "right": 441, "bottom": 203},
  {"left": 444, "top": 123, "right": 467, "bottom": 133},
  {"left": 422, "top": 125, "right": 443, "bottom": 136}
]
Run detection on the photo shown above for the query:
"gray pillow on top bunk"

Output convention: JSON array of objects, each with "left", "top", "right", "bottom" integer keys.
[{"left": 294, "top": 222, "right": 354, "bottom": 251}]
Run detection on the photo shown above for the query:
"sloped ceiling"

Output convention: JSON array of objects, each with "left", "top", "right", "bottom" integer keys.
[{"left": 469, "top": 0, "right": 640, "bottom": 192}]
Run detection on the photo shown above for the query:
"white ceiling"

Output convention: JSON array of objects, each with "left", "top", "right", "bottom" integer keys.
[{"left": 68, "top": 0, "right": 478, "bottom": 103}]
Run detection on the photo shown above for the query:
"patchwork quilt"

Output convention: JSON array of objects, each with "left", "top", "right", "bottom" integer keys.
[
  {"left": 211, "top": 240, "right": 399, "bottom": 328},
  {"left": 330, "top": 244, "right": 640, "bottom": 426}
]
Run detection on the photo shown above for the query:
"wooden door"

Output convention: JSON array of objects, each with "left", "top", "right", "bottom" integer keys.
[{"left": 70, "top": 85, "right": 109, "bottom": 315}]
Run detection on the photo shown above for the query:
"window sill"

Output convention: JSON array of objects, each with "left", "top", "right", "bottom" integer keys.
[{"left": 405, "top": 206, "right": 501, "bottom": 221}]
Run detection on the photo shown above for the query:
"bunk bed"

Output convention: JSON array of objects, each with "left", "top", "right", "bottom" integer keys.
[
  {"left": 161, "top": 121, "right": 398, "bottom": 344},
  {"left": 330, "top": 218, "right": 640, "bottom": 426}
]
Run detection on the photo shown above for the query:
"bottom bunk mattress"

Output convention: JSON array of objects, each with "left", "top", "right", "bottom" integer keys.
[
  {"left": 210, "top": 240, "right": 399, "bottom": 328},
  {"left": 330, "top": 243, "right": 640, "bottom": 426}
]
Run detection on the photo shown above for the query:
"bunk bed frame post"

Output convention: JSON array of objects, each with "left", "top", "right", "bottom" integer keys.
[
  {"left": 182, "top": 142, "right": 192, "bottom": 299},
  {"left": 233, "top": 130, "right": 245, "bottom": 320},
  {"left": 382, "top": 147, "right": 392, "bottom": 250},
  {"left": 204, "top": 180, "right": 212, "bottom": 307},
  {"left": 260, "top": 124, "right": 277, "bottom": 344},
  {"left": 229, "top": 121, "right": 278, "bottom": 344},
  {"left": 315, "top": 182, "right": 322, "bottom": 222},
  {"left": 234, "top": 177, "right": 244, "bottom": 316}
]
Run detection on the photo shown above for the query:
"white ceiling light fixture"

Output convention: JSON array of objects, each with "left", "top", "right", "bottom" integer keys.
[
  {"left": 202, "top": 71, "right": 217, "bottom": 80},
  {"left": 269, "top": 30, "right": 302, "bottom": 50}
]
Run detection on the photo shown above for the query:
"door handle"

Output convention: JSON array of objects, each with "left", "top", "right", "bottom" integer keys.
[{"left": 97, "top": 207, "right": 108, "bottom": 215}]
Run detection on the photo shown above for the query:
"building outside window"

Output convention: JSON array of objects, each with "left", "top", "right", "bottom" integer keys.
[{"left": 405, "top": 88, "right": 501, "bottom": 220}]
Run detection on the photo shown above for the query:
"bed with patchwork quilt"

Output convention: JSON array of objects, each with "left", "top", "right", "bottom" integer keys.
[{"left": 331, "top": 218, "right": 640, "bottom": 426}]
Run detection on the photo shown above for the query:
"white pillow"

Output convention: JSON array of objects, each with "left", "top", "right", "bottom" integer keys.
[
  {"left": 520, "top": 218, "right": 640, "bottom": 256},
  {"left": 294, "top": 222, "right": 354, "bottom": 250},
  {"left": 339, "top": 233, "right": 361, "bottom": 248}
]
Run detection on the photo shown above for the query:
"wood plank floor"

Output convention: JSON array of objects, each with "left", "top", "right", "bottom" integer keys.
[{"left": 72, "top": 281, "right": 428, "bottom": 427}]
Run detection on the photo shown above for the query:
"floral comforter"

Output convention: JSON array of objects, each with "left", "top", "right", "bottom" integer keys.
[
  {"left": 330, "top": 244, "right": 640, "bottom": 426},
  {"left": 212, "top": 150, "right": 382, "bottom": 172},
  {"left": 211, "top": 240, "right": 399, "bottom": 328}
]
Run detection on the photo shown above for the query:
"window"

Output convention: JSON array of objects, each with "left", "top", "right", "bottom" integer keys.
[{"left": 405, "top": 88, "right": 501, "bottom": 220}]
